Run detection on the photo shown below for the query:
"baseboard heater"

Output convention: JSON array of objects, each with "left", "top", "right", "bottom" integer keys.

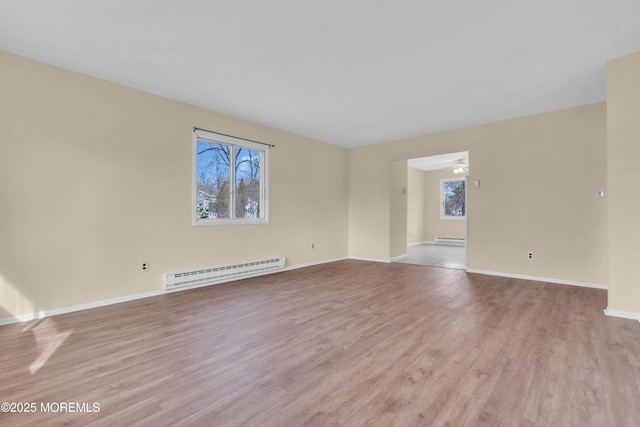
[
  {"left": 435, "top": 237, "right": 466, "bottom": 246},
  {"left": 164, "top": 257, "right": 285, "bottom": 290}
]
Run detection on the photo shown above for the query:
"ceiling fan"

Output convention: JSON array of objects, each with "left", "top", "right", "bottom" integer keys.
[{"left": 452, "top": 159, "right": 468, "bottom": 174}]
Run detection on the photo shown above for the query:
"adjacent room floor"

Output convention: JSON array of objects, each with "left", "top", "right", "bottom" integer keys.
[
  {"left": 1, "top": 260, "right": 639, "bottom": 426},
  {"left": 395, "top": 243, "right": 466, "bottom": 269}
]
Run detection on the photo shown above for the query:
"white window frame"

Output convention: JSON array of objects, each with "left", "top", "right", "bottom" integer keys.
[
  {"left": 192, "top": 129, "right": 270, "bottom": 226},
  {"left": 440, "top": 177, "right": 466, "bottom": 220}
]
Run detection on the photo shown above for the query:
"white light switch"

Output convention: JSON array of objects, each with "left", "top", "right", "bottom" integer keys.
[
  {"left": 596, "top": 189, "right": 605, "bottom": 199},
  {"left": 474, "top": 180, "right": 480, "bottom": 188}
]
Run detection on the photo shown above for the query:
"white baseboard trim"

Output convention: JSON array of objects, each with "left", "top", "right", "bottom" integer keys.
[
  {"left": 282, "top": 256, "right": 349, "bottom": 272},
  {"left": 407, "top": 241, "right": 434, "bottom": 247},
  {"left": 0, "top": 256, "right": 352, "bottom": 326},
  {"left": 349, "top": 255, "right": 414, "bottom": 263},
  {"left": 0, "top": 289, "right": 166, "bottom": 326},
  {"left": 4, "top": 259, "right": 614, "bottom": 327},
  {"left": 348, "top": 256, "right": 392, "bottom": 264},
  {"left": 465, "top": 269, "right": 608, "bottom": 290},
  {"left": 604, "top": 308, "right": 640, "bottom": 323}
]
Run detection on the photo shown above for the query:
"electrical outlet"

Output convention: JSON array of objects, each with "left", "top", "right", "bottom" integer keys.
[
  {"left": 311, "top": 243, "right": 315, "bottom": 249},
  {"left": 141, "top": 262, "right": 149, "bottom": 272},
  {"left": 527, "top": 252, "right": 534, "bottom": 260}
]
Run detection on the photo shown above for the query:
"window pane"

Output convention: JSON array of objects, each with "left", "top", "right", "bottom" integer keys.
[
  {"left": 235, "top": 147, "right": 261, "bottom": 218},
  {"left": 193, "top": 128, "right": 269, "bottom": 225},
  {"left": 443, "top": 180, "right": 465, "bottom": 217},
  {"left": 197, "top": 140, "right": 231, "bottom": 219}
]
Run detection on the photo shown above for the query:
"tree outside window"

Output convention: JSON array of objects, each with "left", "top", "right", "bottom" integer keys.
[
  {"left": 441, "top": 178, "right": 465, "bottom": 219},
  {"left": 194, "top": 129, "right": 269, "bottom": 225}
]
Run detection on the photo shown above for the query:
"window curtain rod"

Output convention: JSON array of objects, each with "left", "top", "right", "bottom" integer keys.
[{"left": 193, "top": 127, "right": 275, "bottom": 148}]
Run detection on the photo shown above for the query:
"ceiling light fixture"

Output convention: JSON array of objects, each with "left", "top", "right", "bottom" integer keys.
[{"left": 452, "top": 160, "right": 468, "bottom": 174}]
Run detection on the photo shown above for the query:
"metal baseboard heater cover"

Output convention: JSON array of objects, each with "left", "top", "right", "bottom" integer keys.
[
  {"left": 164, "top": 257, "right": 285, "bottom": 290},
  {"left": 435, "top": 237, "right": 466, "bottom": 246}
]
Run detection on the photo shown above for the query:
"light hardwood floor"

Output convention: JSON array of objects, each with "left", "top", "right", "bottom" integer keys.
[
  {"left": 396, "top": 244, "right": 466, "bottom": 269},
  {"left": 1, "top": 260, "right": 639, "bottom": 426}
]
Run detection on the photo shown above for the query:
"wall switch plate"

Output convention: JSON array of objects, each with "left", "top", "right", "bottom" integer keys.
[
  {"left": 474, "top": 180, "right": 480, "bottom": 188},
  {"left": 596, "top": 189, "right": 605, "bottom": 199}
]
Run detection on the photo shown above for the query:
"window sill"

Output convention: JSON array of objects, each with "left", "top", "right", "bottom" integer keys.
[{"left": 192, "top": 218, "right": 270, "bottom": 226}]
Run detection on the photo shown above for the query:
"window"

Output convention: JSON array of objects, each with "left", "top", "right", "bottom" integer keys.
[
  {"left": 440, "top": 178, "right": 465, "bottom": 219},
  {"left": 193, "top": 129, "right": 269, "bottom": 225}
]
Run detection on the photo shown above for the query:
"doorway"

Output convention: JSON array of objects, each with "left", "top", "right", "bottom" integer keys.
[
  {"left": 395, "top": 243, "right": 466, "bottom": 269},
  {"left": 396, "top": 151, "right": 468, "bottom": 269}
]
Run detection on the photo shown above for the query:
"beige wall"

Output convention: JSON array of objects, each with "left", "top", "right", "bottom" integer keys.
[
  {"left": 349, "top": 103, "right": 608, "bottom": 286},
  {"left": 422, "top": 169, "right": 467, "bottom": 242},
  {"left": 606, "top": 51, "right": 640, "bottom": 314},
  {"left": 348, "top": 149, "right": 391, "bottom": 261},
  {"left": 0, "top": 51, "right": 349, "bottom": 319},
  {"left": 407, "top": 167, "right": 425, "bottom": 244},
  {"left": 390, "top": 160, "right": 408, "bottom": 259}
]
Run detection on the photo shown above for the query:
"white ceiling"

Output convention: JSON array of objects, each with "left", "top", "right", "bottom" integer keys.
[
  {"left": 1, "top": 1, "right": 639, "bottom": 148},
  {"left": 408, "top": 152, "right": 468, "bottom": 172}
]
